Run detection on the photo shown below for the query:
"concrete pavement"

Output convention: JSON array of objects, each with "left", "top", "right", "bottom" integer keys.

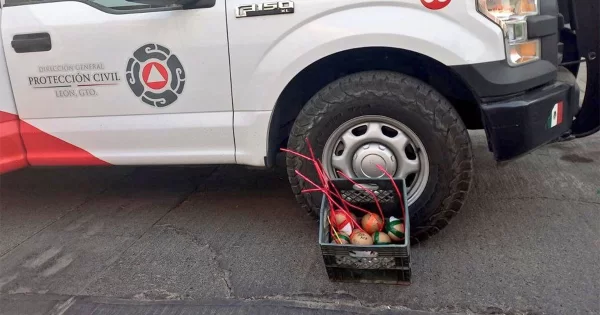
[{"left": 0, "top": 131, "right": 598, "bottom": 315}]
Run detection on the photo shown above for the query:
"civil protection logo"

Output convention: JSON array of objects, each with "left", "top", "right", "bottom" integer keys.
[{"left": 126, "top": 44, "right": 185, "bottom": 107}]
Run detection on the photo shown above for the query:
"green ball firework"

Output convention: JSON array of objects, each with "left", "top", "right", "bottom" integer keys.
[
  {"left": 385, "top": 216, "right": 405, "bottom": 242},
  {"left": 372, "top": 231, "right": 391, "bottom": 244}
]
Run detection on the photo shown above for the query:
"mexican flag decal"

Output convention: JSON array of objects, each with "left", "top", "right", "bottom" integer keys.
[{"left": 547, "top": 101, "right": 563, "bottom": 129}]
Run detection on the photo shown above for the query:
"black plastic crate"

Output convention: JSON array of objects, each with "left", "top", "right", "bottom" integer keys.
[{"left": 319, "top": 178, "right": 411, "bottom": 285}]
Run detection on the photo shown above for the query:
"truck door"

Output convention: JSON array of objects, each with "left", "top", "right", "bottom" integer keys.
[{"left": 0, "top": 0, "right": 235, "bottom": 166}]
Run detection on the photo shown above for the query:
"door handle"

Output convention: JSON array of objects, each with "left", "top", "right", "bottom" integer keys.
[{"left": 11, "top": 33, "right": 52, "bottom": 53}]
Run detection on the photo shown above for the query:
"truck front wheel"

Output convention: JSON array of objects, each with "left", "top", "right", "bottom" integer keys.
[{"left": 286, "top": 71, "right": 473, "bottom": 242}]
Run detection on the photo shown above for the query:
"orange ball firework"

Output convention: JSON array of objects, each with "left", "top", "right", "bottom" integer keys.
[
  {"left": 333, "top": 209, "right": 354, "bottom": 234},
  {"left": 361, "top": 213, "right": 383, "bottom": 234}
]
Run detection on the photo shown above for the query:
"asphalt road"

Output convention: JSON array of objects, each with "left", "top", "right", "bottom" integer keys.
[{"left": 0, "top": 131, "right": 599, "bottom": 315}]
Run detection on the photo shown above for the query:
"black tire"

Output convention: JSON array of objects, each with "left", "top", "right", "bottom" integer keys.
[{"left": 286, "top": 71, "right": 473, "bottom": 243}]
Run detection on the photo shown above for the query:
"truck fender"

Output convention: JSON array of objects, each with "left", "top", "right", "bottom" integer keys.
[{"left": 231, "top": 2, "right": 504, "bottom": 166}]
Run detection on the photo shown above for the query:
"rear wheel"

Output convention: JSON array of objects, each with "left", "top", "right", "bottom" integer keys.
[{"left": 286, "top": 71, "right": 473, "bottom": 243}]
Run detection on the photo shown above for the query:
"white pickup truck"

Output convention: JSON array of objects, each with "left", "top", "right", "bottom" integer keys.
[{"left": 0, "top": 0, "right": 598, "bottom": 241}]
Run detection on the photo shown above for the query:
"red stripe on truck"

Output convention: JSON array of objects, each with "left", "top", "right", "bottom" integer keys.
[
  {"left": 0, "top": 112, "right": 28, "bottom": 174},
  {"left": 1, "top": 110, "right": 110, "bottom": 174},
  {"left": 0, "top": 111, "right": 20, "bottom": 123},
  {"left": 19, "top": 121, "right": 109, "bottom": 166}
]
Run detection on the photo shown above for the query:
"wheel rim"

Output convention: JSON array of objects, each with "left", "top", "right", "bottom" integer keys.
[{"left": 322, "top": 115, "right": 430, "bottom": 205}]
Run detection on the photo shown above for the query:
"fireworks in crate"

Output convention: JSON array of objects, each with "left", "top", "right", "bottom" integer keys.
[{"left": 282, "top": 138, "right": 407, "bottom": 246}]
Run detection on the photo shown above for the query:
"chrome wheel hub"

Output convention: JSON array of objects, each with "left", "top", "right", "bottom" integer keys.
[
  {"left": 352, "top": 143, "right": 397, "bottom": 178},
  {"left": 322, "top": 116, "right": 430, "bottom": 205}
]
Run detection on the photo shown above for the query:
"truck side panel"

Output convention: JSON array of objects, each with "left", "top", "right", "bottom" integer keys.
[{"left": 0, "top": 9, "right": 28, "bottom": 174}]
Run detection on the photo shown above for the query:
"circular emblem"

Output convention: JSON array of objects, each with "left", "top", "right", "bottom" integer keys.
[
  {"left": 421, "top": 0, "right": 450, "bottom": 10},
  {"left": 126, "top": 44, "right": 185, "bottom": 107}
]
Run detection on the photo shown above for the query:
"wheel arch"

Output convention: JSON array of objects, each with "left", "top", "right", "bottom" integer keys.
[
  {"left": 231, "top": 3, "right": 504, "bottom": 167},
  {"left": 266, "top": 46, "right": 482, "bottom": 167}
]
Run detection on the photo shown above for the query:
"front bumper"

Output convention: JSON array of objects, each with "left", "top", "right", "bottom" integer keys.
[{"left": 480, "top": 69, "right": 579, "bottom": 161}]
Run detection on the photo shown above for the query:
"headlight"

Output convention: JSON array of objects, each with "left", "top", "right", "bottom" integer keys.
[
  {"left": 477, "top": 0, "right": 540, "bottom": 66},
  {"left": 480, "top": 0, "right": 538, "bottom": 19}
]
